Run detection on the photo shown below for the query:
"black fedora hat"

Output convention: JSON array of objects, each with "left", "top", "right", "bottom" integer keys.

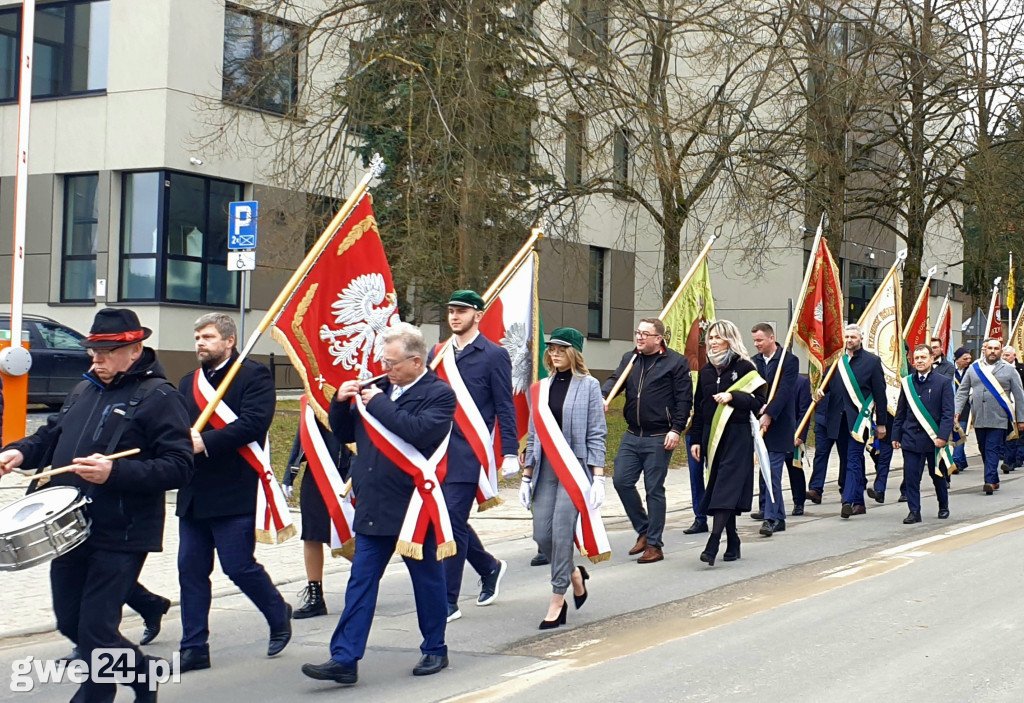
[{"left": 80, "top": 308, "right": 153, "bottom": 349}]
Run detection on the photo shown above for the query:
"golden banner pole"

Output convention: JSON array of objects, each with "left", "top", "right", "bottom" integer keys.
[{"left": 193, "top": 155, "right": 387, "bottom": 432}]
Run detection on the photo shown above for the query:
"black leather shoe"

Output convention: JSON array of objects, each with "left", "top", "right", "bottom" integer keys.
[
  {"left": 774, "top": 519, "right": 786, "bottom": 532},
  {"left": 903, "top": 511, "right": 922, "bottom": 524},
  {"left": 139, "top": 596, "right": 171, "bottom": 646},
  {"left": 723, "top": 535, "right": 741, "bottom": 561},
  {"left": 1002, "top": 462, "right": 1012, "bottom": 474},
  {"left": 759, "top": 520, "right": 775, "bottom": 537},
  {"left": 792, "top": 505, "right": 804, "bottom": 516},
  {"left": 530, "top": 551, "right": 550, "bottom": 567},
  {"left": 937, "top": 507, "right": 950, "bottom": 519},
  {"left": 898, "top": 494, "right": 908, "bottom": 503},
  {"left": 60, "top": 647, "right": 81, "bottom": 663},
  {"left": 301, "top": 659, "right": 357, "bottom": 684},
  {"left": 178, "top": 648, "right": 211, "bottom": 673},
  {"left": 293, "top": 582, "right": 328, "bottom": 619},
  {"left": 867, "top": 487, "right": 885, "bottom": 504},
  {"left": 750, "top": 511, "right": 764, "bottom": 521},
  {"left": 841, "top": 503, "right": 853, "bottom": 519},
  {"left": 683, "top": 519, "right": 709, "bottom": 534},
  {"left": 413, "top": 654, "right": 449, "bottom": 676},
  {"left": 268, "top": 604, "right": 292, "bottom": 656}
]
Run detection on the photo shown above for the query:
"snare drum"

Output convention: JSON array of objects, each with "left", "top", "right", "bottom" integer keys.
[{"left": 0, "top": 486, "right": 91, "bottom": 571}]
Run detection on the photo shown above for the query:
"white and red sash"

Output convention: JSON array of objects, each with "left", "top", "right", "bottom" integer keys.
[
  {"left": 299, "top": 397, "right": 356, "bottom": 559},
  {"left": 434, "top": 344, "right": 502, "bottom": 510},
  {"left": 529, "top": 379, "right": 611, "bottom": 563},
  {"left": 354, "top": 395, "right": 457, "bottom": 560},
  {"left": 193, "top": 371, "right": 296, "bottom": 544}
]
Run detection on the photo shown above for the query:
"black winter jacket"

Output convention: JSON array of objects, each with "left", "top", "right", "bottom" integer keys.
[
  {"left": 6, "top": 349, "right": 193, "bottom": 552},
  {"left": 602, "top": 347, "right": 693, "bottom": 436}
]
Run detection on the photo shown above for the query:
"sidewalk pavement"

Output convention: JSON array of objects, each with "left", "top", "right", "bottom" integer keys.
[{"left": 0, "top": 433, "right": 983, "bottom": 641}]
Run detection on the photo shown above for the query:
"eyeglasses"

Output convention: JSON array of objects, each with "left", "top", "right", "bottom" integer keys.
[
  {"left": 87, "top": 347, "right": 125, "bottom": 359},
  {"left": 635, "top": 330, "right": 660, "bottom": 339},
  {"left": 382, "top": 355, "right": 416, "bottom": 369}
]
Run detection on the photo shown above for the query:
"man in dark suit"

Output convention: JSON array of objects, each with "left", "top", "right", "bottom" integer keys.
[
  {"left": 749, "top": 323, "right": 798, "bottom": 536},
  {"left": 931, "top": 338, "right": 956, "bottom": 379},
  {"left": 824, "top": 324, "right": 889, "bottom": 518},
  {"left": 808, "top": 386, "right": 848, "bottom": 503},
  {"left": 177, "top": 313, "right": 290, "bottom": 672},
  {"left": 427, "top": 290, "right": 517, "bottom": 622},
  {"left": 787, "top": 373, "right": 812, "bottom": 515},
  {"left": 303, "top": 322, "right": 456, "bottom": 685},
  {"left": 950, "top": 347, "right": 972, "bottom": 473},
  {"left": 892, "top": 344, "right": 955, "bottom": 522}
]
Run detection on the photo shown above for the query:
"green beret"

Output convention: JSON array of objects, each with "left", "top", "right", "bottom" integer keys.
[
  {"left": 546, "top": 327, "right": 584, "bottom": 353},
  {"left": 447, "top": 290, "right": 485, "bottom": 311}
]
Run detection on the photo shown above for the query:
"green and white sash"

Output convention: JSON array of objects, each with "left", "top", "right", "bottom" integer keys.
[
  {"left": 839, "top": 354, "right": 875, "bottom": 443},
  {"left": 707, "top": 370, "right": 767, "bottom": 482},
  {"left": 900, "top": 376, "right": 955, "bottom": 477}
]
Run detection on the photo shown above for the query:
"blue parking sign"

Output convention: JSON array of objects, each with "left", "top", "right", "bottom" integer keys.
[{"left": 229, "top": 201, "right": 259, "bottom": 249}]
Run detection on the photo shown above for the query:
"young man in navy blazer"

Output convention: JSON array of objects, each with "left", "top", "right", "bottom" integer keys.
[
  {"left": 427, "top": 290, "right": 517, "bottom": 622},
  {"left": 892, "top": 344, "right": 955, "bottom": 523},
  {"left": 303, "top": 322, "right": 456, "bottom": 685}
]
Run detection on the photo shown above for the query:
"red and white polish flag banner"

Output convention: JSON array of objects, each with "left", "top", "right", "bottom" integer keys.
[
  {"left": 193, "top": 372, "right": 296, "bottom": 544},
  {"left": 354, "top": 396, "right": 457, "bottom": 560},
  {"left": 298, "top": 396, "right": 356, "bottom": 559},
  {"left": 434, "top": 346, "right": 501, "bottom": 510},
  {"left": 529, "top": 380, "right": 611, "bottom": 563}
]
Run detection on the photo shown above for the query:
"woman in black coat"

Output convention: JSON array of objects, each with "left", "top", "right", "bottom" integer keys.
[{"left": 689, "top": 320, "right": 767, "bottom": 566}]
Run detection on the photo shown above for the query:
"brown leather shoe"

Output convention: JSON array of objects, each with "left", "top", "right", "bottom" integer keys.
[
  {"left": 637, "top": 546, "right": 664, "bottom": 564},
  {"left": 851, "top": 504, "right": 867, "bottom": 516},
  {"left": 806, "top": 489, "right": 822, "bottom": 504},
  {"left": 628, "top": 535, "right": 648, "bottom": 556},
  {"left": 984, "top": 483, "right": 996, "bottom": 495}
]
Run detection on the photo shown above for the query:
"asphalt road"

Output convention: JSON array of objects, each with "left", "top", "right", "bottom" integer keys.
[{"left": 3, "top": 468, "right": 1024, "bottom": 702}]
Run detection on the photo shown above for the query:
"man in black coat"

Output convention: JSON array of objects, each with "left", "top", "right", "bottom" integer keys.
[
  {"left": 177, "top": 313, "right": 290, "bottom": 672},
  {"left": 603, "top": 318, "right": 692, "bottom": 562},
  {"left": 303, "top": 322, "right": 456, "bottom": 685},
  {"left": 951, "top": 347, "right": 973, "bottom": 473},
  {"left": 749, "top": 323, "right": 798, "bottom": 536},
  {"left": 0, "top": 308, "right": 193, "bottom": 703},
  {"left": 892, "top": 344, "right": 955, "bottom": 522},
  {"left": 930, "top": 338, "right": 956, "bottom": 379},
  {"left": 787, "top": 373, "right": 812, "bottom": 515},
  {"left": 823, "top": 324, "right": 889, "bottom": 518}
]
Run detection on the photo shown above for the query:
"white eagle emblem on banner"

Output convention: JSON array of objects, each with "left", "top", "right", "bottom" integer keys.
[
  {"left": 501, "top": 322, "right": 531, "bottom": 394},
  {"left": 319, "top": 273, "right": 399, "bottom": 378}
]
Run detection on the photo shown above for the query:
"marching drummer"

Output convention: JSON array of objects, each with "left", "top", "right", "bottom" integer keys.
[{"left": 0, "top": 308, "right": 193, "bottom": 703}]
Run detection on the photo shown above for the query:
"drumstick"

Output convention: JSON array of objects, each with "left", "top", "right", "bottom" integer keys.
[{"left": 14, "top": 448, "right": 142, "bottom": 482}]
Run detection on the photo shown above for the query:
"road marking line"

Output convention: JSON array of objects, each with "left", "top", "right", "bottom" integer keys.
[
  {"left": 545, "top": 639, "right": 602, "bottom": 657},
  {"left": 877, "top": 508, "right": 1024, "bottom": 557},
  {"left": 501, "top": 660, "right": 559, "bottom": 678}
]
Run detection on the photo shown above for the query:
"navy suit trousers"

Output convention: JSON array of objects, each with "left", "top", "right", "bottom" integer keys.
[
  {"left": 687, "top": 433, "right": 707, "bottom": 521},
  {"left": 442, "top": 479, "right": 499, "bottom": 604},
  {"left": 330, "top": 532, "right": 447, "bottom": 666},
  {"left": 902, "top": 449, "right": 948, "bottom": 514},
  {"left": 178, "top": 514, "right": 287, "bottom": 651},
  {"left": 810, "top": 421, "right": 848, "bottom": 494},
  {"left": 976, "top": 427, "right": 1007, "bottom": 485}
]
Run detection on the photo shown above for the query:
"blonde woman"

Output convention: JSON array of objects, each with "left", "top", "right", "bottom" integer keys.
[
  {"left": 689, "top": 320, "right": 767, "bottom": 566},
  {"left": 520, "top": 328, "right": 608, "bottom": 629}
]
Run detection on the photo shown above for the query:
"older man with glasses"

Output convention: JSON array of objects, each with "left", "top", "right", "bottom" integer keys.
[{"left": 602, "top": 318, "right": 692, "bottom": 563}]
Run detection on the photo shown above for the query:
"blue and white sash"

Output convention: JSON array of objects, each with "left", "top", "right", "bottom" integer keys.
[{"left": 972, "top": 361, "right": 1019, "bottom": 440}]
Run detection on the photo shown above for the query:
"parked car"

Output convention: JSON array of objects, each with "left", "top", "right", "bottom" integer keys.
[{"left": 0, "top": 314, "right": 93, "bottom": 408}]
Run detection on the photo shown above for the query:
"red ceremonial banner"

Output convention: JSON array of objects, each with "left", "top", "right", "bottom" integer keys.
[
  {"left": 795, "top": 239, "right": 845, "bottom": 390},
  {"left": 904, "top": 282, "right": 930, "bottom": 349},
  {"left": 272, "top": 195, "right": 400, "bottom": 424}
]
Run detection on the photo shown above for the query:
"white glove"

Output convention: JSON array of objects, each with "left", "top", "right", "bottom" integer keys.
[
  {"left": 519, "top": 478, "right": 533, "bottom": 510},
  {"left": 501, "top": 455, "right": 520, "bottom": 479},
  {"left": 282, "top": 484, "right": 294, "bottom": 499},
  {"left": 588, "top": 476, "right": 606, "bottom": 510}
]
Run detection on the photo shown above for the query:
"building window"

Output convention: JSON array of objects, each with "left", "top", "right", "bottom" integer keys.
[
  {"left": 847, "top": 262, "right": 881, "bottom": 323},
  {"left": 61, "top": 173, "right": 99, "bottom": 302},
  {"left": 613, "top": 127, "right": 630, "bottom": 190},
  {"left": 223, "top": 4, "right": 301, "bottom": 115},
  {"left": 119, "top": 171, "right": 242, "bottom": 306},
  {"left": 569, "top": 0, "right": 608, "bottom": 58},
  {"left": 588, "top": 247, "right": 606, "bottom": 338},
  {"left": 566, "top": 111, "right": 585, "bottom": 187},
  {"left": 0, "top": 0, "right": 109, "bottom": 103}
]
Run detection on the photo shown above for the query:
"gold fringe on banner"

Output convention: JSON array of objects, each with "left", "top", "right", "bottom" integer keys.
[
  {"left": 396, "top": 540, "right": 423, "bottom": 560},
  {"left": 476, "top": 495, "right": 503, "bottom": 512},
  {"left": 587, "top": 551, "right": 612, "bottom": 564},
  {"left": 275, "top": 523, "right": 298, "bottom": 544},
  {"left": 256, "top": 529, "right": 273, "bottom": 545},
  {"left": 435, "top": 540, "right": 457, "bottom": 560},
  {"left": 331, "top": 537, "right": 356, "bottom": 561}
]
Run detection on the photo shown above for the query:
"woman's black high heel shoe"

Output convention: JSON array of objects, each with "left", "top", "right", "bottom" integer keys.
[
  {"left": 700, "top": 534, "right": 719, "bottom": 567},
  {"left": 539, "top": 602, "right": 568, "bottom": 630},
  {"left": 724, "top": 535, "right": 741, "bottom": 562},
  {"left": 573, "top": 566, "right": 590, "bottom": 610}
]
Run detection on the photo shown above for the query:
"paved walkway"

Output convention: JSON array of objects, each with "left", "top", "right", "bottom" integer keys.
[{"left": 0, "top": 432, "right": 983, "bottom": 641}]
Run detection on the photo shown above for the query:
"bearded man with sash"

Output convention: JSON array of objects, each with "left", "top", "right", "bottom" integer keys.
[
  {"left": 822, "top": 324, "right": 889, "bottom": 518},
  {"left": 177, "top": 313, "right": 292, "bottom": 673},
  {"left": 954, "top": 337, "right": 1024, "bottom": 494},
  {"left": 427, "top": 290, "right": 517, "bottom": 623},
  {"left": 303, "top": 322, "right": 456, "bottom": 685},
  {"left": 892, "top": 344, "right": 955, "bottom": 523}
]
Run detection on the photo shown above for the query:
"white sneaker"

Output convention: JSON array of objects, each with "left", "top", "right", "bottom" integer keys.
[
  {"left": 476, "top": 559, "right": 507, "bottom": 606},
  {"left": 446, "top": 603, "right": 462, "bottom": 623}
]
